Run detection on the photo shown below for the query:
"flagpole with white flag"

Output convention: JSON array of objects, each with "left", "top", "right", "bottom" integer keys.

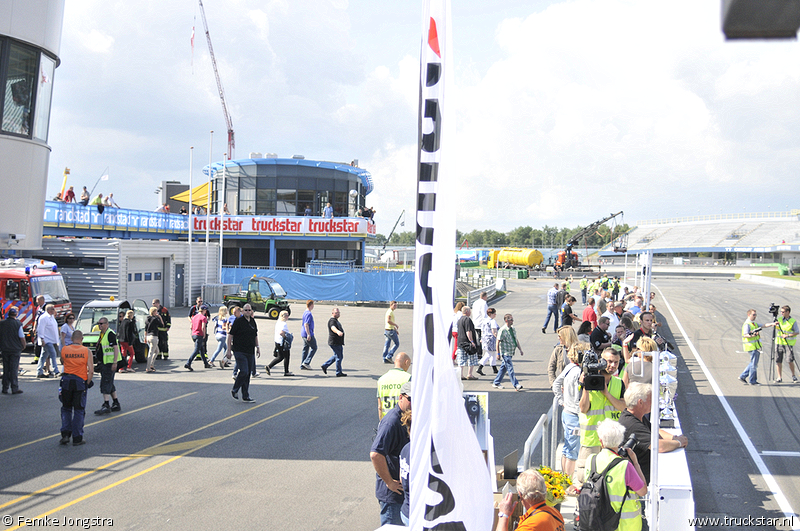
[
  {"left": 409, "top": 0, "right": 493, "bottom": 529},
  {"left": 89, "top": 168, "right": 109, "bottom": 196}
]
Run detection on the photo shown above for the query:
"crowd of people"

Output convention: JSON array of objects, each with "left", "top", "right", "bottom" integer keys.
[
  {"left": 0, "top": 273, "right": 732, "bottom": 530},
  {"left": 543, "top": 274, "right": 689, "bottom": 531},
  {"left": 53, "top": 186, "right": 121, "bottom": 212}
]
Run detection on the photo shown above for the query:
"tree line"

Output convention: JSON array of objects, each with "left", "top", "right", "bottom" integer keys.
[{"left": 374, "top": 223, "right": 630, "bottom": 249}]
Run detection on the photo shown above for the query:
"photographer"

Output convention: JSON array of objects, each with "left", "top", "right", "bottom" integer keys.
[
  {"left": 587, "top": 419, "right": 648, "bottom": 531},
  {"left": 739, "top": 309, "right": 771, "bottom": 385},
  {"left": 619, "top": 383, "right": 689, "bottom": 483},
  {"left": 774, "top": 305, "right": 798, "bottom": 383},
  {"left": 495, "top": 469, "right": 564, "bottom": 531},
  {"left": 575, "top": 348, "right": 626, "bottom": 485}
]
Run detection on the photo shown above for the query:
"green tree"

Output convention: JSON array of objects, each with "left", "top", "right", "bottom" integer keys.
[
  {"left": 390, "top": 231, "right": 416, "bottom": 245},
  {"left": 508, "top": 226, "right": 533, "bottom": 246}
]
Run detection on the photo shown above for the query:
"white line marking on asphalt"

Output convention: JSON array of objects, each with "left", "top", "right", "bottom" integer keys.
[
  {"left": 761, "top": 451, "right": 800, "bottom": 457},
  {"left": 655, "top": 284, "right": 799, "bottom": 529}
]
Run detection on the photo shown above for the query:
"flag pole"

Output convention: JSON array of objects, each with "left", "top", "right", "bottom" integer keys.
[
  {"left": 219, "top": 153, "right": 226, "bottom": 284},
  {"left": 188, "top": 147, "right": 194, "bottom": 308},
  {"left": 89, "top": 167, "right": 109, "bottom": 196},
  {"left": 206, "top": 131, "right": 213, "bottom": 285}
]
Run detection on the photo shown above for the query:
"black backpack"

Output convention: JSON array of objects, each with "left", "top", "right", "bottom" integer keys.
[{"left": 578, "top": 454, "right": 630, "bottom": 531}]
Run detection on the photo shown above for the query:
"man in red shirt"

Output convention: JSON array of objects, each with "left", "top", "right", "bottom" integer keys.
[
  {"left": 185, "top": 305, "right": 212, "bottom": 371},
  {"left": 581, "top": 298, "right": 598, "bottom": 330}
]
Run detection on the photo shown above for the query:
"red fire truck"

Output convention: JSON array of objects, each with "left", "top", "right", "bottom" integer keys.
[{"left": 0, "top": 258, "right": 72, "bottom": 339}]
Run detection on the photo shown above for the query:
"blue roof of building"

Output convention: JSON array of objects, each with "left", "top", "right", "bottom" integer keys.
[{"left": 202, "top": 157, "right": 374, "bottom": 195}]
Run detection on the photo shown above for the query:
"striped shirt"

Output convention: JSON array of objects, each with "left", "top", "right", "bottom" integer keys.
[{"left": 497, "top": 324, "right": 518, "bottom": 356}]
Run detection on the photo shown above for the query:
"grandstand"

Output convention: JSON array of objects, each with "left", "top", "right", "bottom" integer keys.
[{"left": 599, "top": 211, "right": 800, "bottom": 265}]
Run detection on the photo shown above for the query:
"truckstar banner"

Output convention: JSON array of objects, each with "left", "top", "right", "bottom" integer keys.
[
  {"left": 191, "top": 215, "right": 376, "bottom": 236},
  {"left": 409, "top": 1, "right": 493, "bottom": 530}
]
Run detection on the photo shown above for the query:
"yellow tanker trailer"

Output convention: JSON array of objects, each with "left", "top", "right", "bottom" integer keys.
[{"left": 488, "top": 248, "right": 544, "bottom": 269}]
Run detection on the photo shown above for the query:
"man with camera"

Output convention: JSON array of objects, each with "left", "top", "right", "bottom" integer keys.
[
  {"left": 586, "top": 419, "right": 648, "bottom": 531},
  {"left": 774, "top": 305, "right": 798, "bottom": 383},
  {"left": 619, "top": 383, "right": 689, "bottom": 483},
  {"left": 575, "top": 348, "right": 626, "bottom": 485},
  {"left": 590, "top": 316, "right": 613, "bottom": 354},
  {"left": 739, "top": 309, "right": 770, "bottom": 385}
]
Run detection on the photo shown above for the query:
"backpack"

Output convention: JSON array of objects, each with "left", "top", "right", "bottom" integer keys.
[{"left": 578, "top": 454, "right": 629, "bottom": 531}]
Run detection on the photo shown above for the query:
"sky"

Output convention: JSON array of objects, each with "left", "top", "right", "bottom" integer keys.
[{"left": 46, "top": 0, "right": 800, "bottom": 234}]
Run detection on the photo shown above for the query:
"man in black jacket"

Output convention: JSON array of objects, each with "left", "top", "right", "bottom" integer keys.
[{"left": 1, "top": 307, "right": 26, "bottom": 394}]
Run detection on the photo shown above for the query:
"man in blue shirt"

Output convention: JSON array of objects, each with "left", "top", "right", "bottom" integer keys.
[
  {"left": 542, "top": 283, "right": 559, "bottom": 334},
  {"left": 370, "top": 381, "right": 412, "bottom": 526},
  {"left": 300, "top": 300, "right": 317, "bottom": 370},
  {"left": 323, "top": 202, "right": 333, "bottom": 219}
]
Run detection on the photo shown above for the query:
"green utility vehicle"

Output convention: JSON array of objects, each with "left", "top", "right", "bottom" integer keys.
[
  {"left": 223, "top": 276, "right": 291, "bottom": 319},
  {"left": 75, "top": 298, "right": 150, "bottom": 362}
]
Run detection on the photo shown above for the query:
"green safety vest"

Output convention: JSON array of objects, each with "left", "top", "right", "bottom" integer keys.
[
  {"left": 741, "top": 320, "right": 761, "bottom": 351},
  {"left": 592, "top": 449, "right": 643, "bottom": 531},
  {"left": 579, "top": 376, "right": 623, "bottom": 447},
  {"left": 580, "top": 278, "right": 588, "bottom": 290},
  {"left": 776, "top": 317, "right": 797, "bottom": 346},
  {"left": 99, "top": 330, "right": 120, "bottom": 364},
  {"left": 376, "top": 368, "right": 411, "bottom": 419}
]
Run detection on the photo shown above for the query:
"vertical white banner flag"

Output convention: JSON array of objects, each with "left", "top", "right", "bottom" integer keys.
[{"left": 409, "top": 1, "right": 494, "bottom": 530}]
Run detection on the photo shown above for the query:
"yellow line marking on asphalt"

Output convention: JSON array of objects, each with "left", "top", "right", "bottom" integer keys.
[
  {"left": 0, "top": 392, "right": 198, "bottom": 455},
  {"left": 2, "top": 395, "right": 317, "bottom": 528},
  {"left": 0, "top": 457, "right": 137, "bottom": 511},
  {"left": 136, "top": 437, "right": 225, "bottom": 456}
]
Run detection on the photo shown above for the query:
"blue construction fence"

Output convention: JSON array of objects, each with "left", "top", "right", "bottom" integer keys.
[{"left": 221, "top": 268, "right": 415, "bottom": 303}]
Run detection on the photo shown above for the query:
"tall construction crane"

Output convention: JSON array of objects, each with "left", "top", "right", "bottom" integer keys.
[
  {"left": 556, "top": 211, "right": 624, "bottom": 270},
  {"left": 198, "top": 0, "right": 234, "bottom": 160}
]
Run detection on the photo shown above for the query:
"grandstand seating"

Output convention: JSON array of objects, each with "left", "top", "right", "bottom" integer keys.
[{"left": 606, "top": 215, "right": 800, "bottom": 253}]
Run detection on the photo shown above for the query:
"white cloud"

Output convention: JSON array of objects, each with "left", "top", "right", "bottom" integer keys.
[{"left": 46, "top": 0, "right": 800, "bottom": 234}]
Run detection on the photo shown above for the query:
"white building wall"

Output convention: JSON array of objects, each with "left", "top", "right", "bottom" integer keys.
[
  {"left": 33, "top": 239, "right": 219, "bottom": 309},
  {"left": 0, "top": 0, "right": 65, "bottom": 250}
]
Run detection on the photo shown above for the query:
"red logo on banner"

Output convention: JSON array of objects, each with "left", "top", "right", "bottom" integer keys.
[{"left": 428, "top": 18, "right": 441, "bottom": 57}]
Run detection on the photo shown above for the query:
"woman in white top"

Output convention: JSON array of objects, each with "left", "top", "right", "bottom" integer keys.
[
  {"left": 209, "top": 306, "right": 230, "bottom": 369},
  {"left": 552, "top": 343, "right": 585, "bottom": 479},
  {"left": 267, "top": 311, "right": 293, "bottom": 376},
  {"left": 476, "top": 307, "right": 499, "bottom": 375},
  {"left": 60, "top": 313, "right": 76, "bottom": 347}
]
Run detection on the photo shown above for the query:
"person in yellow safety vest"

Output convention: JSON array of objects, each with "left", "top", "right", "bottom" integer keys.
[
  {"left": 739, "top": 309, "right": 770, "bottom": 385},
  {"left": 574, "top": 348, "right": 625, "bottom": 485},
  {"left": 774, "top": 305, "right": 798, "bottom": 383},
  {"left": 590, "top": 419, "right": 648, "bottom": 531},
  {"left": 580, "top": 275, "right": 589, "bottom": 305},
  {"left": 93, "top": 318, "right": 121, "bottom": 416},
  {"left": 377, "top": 352, "right": 412, "bottom": 420}
]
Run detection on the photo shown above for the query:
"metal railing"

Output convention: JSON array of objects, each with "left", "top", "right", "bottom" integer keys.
[
  {"left": 518, "top": 396, "right": 561, "bottom": 471},
  {"left": 637, "top": 210, "right": 800, "bottom": 226},
  {"left": 466, "top": 285, "right": 497, "bottom": 307}
]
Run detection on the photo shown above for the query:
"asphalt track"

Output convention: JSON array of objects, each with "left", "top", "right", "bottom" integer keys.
[{"left": 0, "top": 277, "right": 798, "bottom": 530}]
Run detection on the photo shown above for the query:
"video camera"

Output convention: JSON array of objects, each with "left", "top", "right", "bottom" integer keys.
[
  {"left": 618, "top": 433, "right": 637, "bottom": 457},
  {"left": 581, "top": 350, "right": 608, "bottom": 391},
  {"left": 769, "top": 303, "right": 780, "bottom": 319}
]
